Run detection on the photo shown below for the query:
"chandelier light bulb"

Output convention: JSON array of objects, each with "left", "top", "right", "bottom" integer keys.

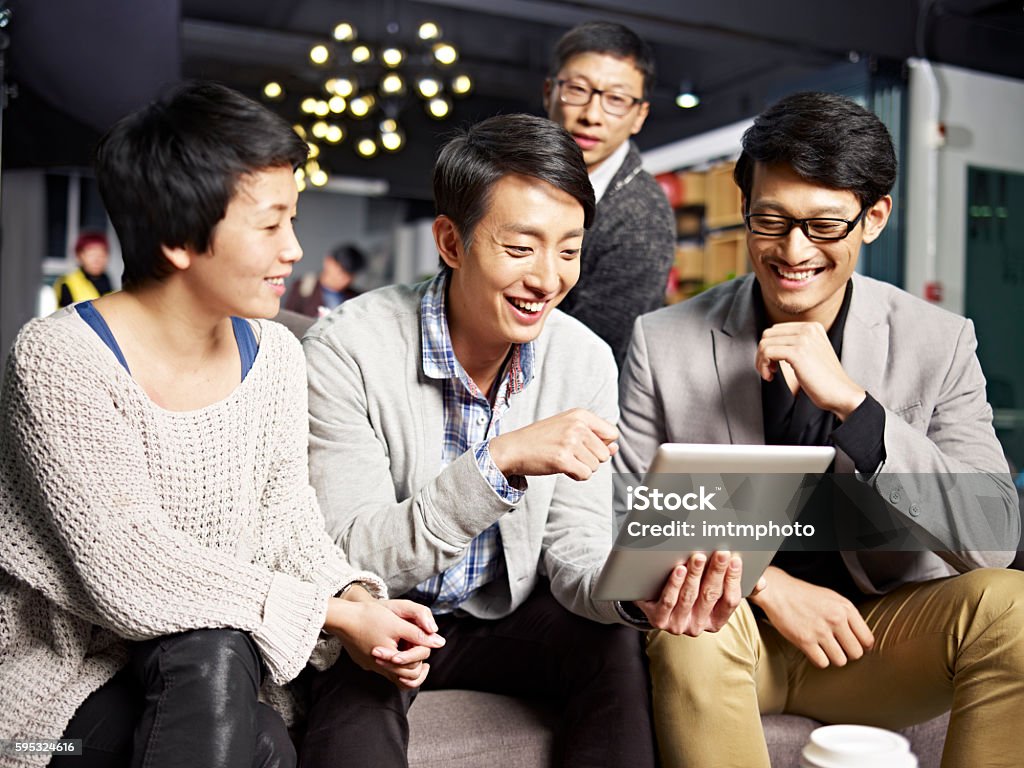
[
  {"left": 293, "top": 124, "right": 307, "bottom": 139},
  {"left": 263, "top": 81, "right": 283, "bottom": 100},
  {"left": 357, "top": 138, "right": 379, "bottom": 158},
  {"left": 313, "top": 100, "right": 330, "bottom": 117},
  {"left": 451, "top": 74, "right": 472, "bottom": 95},
  {"left": 310, "top": 169, "right": 329, "bottom": 187},
  {"left": 300, "top": 98, "right": 317, "bottom": 115},
  {"left": 418, "top": 21, "right": 441, "bottom": 40},
  {"left": 311, "top": 121, "right": 329, "bottom": 139},
  {"left": 310, "top": 44, "right": 330, "bottom": 65},
  {"left": 416, "top": 77, "right": 441, "bottom": 99},
  {"left": 333, "top": 22, "right": 356, "bottom": 42},
  {"left": 295, "top": 174, "right": 307, "bottom": 192},
  {"left": 433, "top": 43, "right": 458, "bottom": 66},
  {"left": 381, "top": 73, "right": 405, "bottom": 95},
  {"left": 325, "top": 125, "right": 344, "bottom": 144},
  {"left": 379, "top": 119, "right": 398, "bottom": 133},
  {"left": 352, "top": 44, "right": 372, "bottom": 64},
  {"left": 307, "top": 142, "right": 320, "bottom": 158},
  {"left": 381, "top": 130, "right": 404, "bottom": 152},
  {"left": 328, "top": 96, "right": 347, "bottom": 113},
  {"left": 382, "top": 47, "right": 404, "bottom": 68},
  {"left": 328, "top": 78, "right": 355, "bottom": 98},
  {"left": 428, "top": 97, "right": 451, "bottom": 119}
]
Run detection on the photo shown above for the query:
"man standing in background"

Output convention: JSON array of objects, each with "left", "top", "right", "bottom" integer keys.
[{"left": 544, "top": 20, "right": 675, "bottom": 367}]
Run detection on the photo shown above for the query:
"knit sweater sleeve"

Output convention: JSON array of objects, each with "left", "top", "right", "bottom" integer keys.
[{"left": 1, "top": 321, "right": 324, "bottom": 684}]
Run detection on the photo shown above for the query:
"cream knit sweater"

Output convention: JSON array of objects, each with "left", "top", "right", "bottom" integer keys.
[{"left": 0, "top": 308, "right": 384, "bottom": 764}]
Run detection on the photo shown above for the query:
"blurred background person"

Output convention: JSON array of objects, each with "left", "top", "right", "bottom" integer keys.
[
  {"left": 54, "top": 230, "right": 114, "bottom": 308},
  {"left": 285, "top": 242, "right": 366, "bottom": 318}
]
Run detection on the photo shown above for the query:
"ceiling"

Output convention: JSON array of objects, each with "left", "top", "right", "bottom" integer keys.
[{"left": 4, "top": 0, "right": 1023, "bottom": 200}]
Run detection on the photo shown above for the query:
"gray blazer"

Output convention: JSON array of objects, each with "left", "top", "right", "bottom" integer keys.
[
  {"left": 303, "top": 281, "right": 625, "bottom": 624},
  {"left": 615, "top": 273, "right": 1018, "bottom": 594}
]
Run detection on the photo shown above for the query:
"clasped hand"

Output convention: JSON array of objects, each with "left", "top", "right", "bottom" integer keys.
[{"left": 324, "top": 587, "right": 445, "bottom": 689}]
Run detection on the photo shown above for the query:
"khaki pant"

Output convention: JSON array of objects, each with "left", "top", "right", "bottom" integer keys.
[{"left": 647, "top": 568, "right": 1024, "bottom": 768}]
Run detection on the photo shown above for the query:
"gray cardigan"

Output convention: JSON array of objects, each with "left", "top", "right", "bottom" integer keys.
[
  {"left": 616, "top": 273, "right": 1018, "bottom": 594},
  {"left": 303, "top": 280, "right": 626, "bottom": 625}
]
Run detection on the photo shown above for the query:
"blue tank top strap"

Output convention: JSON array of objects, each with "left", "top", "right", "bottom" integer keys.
[
  {"left": 75, "top": 300, "right": 131, "bottom": 373},
  {"left": 231, "top": 317, "right": 259, "bottom": 380}
]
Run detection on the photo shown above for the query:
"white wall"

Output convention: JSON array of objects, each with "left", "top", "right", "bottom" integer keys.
[{"left": 905, "top": 61, "right": 1024, "bottom": 314}]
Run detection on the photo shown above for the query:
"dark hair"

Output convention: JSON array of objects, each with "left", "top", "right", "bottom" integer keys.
[
  {"left": 95, "top": 80, "right": 308, "bottom": 288},
  {"left": 74, "top": 230, "right": 108, "bottom": 255},
  {"left": 433, "top": 113, "right": 595, "bottom": 248},
  {"left": 327, "top": 243, "right": 366, "bottom": 275},
  {"left": 549, "top": 21, "right": 656, "bottom": 100},
  {"left": 734, "top": 91, "right": 897, "bottom": 211}
]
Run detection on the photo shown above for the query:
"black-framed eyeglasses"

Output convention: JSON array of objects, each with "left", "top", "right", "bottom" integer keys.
[
  {"left": 744, "top": 205, "right": 870, "bottom": 242},
  {"left": 552, "top": 79, "right": 644, "bottom": 117}
]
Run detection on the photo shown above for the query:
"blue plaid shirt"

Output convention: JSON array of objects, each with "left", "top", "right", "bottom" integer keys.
[{"left": 406, "top": 270, "right": 534, "bottom": 613}]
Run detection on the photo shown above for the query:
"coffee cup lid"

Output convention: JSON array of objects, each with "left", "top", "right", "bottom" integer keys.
[{"left": 801, "top": 725, "right": 918, "bottom": 768}]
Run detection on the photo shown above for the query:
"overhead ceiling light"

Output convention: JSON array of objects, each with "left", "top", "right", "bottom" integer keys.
[
  {"left": 333, "top": 22, "right": 356, "bottom": 42},
  {"left": 313, "top": 100, "right": 330, "bottom": 117},
  {"left": 427, "top": 96, "right": 451, "bottom": 119},
  {"left": 349, "top": 95, "right": 375, "bottom": 118},
  {"left": 432, "top": 43, "right": 458, "bottom": 66},
  {"left": 379, "top": 118, "right": 398, "bottom": 134},
  {"left": 325, "top": 78, "right": 355, "bottom": 98},
  {"left": 675, "top": 82, "right": 700, "bottom": 109},
  {"left": 263, "top": 81, "right": 284, "bottom": 100},
  {"left": 418, "top": 21, "right": 441, "bottom": 40},
  {"left": 311, "top": 121, "right": 330, "bottom": 139},
  {"left": 451, "top": 74, "right": 472, "bottom": 96},
  {"left": 351, "top": 44, "right": 372, "bottom": 64},
  {"left": 310, "top": 168, "right": 329, "bottom": 187},
  {"left": 300, "top": 97, "right": 318, "bottom": 114},
  {"left": 381, "top": 47, "right": 404, "bottom": 68},
  {"left": 357, "top": 138, "right": 379, "bottom": 158},
  {"left": 381, "top": 130, "right": 404, "bottom": 152},
  {"left": 381, "top": 73, "right": 405, "bottom": 95},
  {"left": 416, "top": 77, "right": 441, "bottom": 99},
  {"left": 310, "top": 44, "right": 330, "bottom": 65},
  {"left": 325, "top": 125, "right": 344, "bottom": 144},
  {"left": 328, "top": 96, "right": 347, "bottom": 113}
]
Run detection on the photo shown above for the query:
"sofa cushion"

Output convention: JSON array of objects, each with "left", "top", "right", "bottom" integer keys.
[{"left": 407, "top": 690, "right": 950, "bottom": 768}]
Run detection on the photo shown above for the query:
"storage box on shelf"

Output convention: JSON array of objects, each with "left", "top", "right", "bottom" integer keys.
[{"left": 659, "top": 160, "right": 748, "bottom": 304}]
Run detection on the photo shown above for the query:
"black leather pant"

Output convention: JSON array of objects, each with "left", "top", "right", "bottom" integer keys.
[
  {"left": 56, "top": 629, "right": 295, "bottom": 768},
  {"left": 300, "top": 586, "right": 656, "bottom": 768}
]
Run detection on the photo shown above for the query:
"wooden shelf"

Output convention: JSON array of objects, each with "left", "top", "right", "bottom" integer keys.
[{"left": 704, "top": 229, "right": 748, "bottom": 285}]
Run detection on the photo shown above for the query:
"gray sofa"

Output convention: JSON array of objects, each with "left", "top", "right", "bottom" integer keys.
[{"left": 407, "top": 690, "right": 950, "bottom": 768}]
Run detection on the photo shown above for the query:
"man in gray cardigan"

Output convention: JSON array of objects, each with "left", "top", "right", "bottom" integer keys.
[
  {"left": 616, "top": 92, "right": 1023, "bottom": 768},
  {"left": 299, "top": 114, "right": 744, "bottom": 768},
  {"left": 544, "top": 21, "right": 675, "bottom": 367}
]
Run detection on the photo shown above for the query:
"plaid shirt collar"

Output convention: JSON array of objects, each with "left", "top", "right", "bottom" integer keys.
[{"left": 420, "top": 269, "right": 534, "bottom": 397}]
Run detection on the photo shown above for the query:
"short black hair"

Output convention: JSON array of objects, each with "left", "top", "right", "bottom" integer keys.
[
  {"left": 327, "top": 243, "right": 366, "bottom": 275},
  {"left": 734, "top": 91, "right": 897, "bottom": 210},
  {"left": 95, "top": 80, "right": 308, "bottom": 288},
  {"left": 433, "top": 113, "right": 595, "bottom": 248},
  {"left": 549, "top": 21, "right": 656, "bottom": 100}
]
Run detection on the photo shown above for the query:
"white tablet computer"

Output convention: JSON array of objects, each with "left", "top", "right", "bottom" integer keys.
[{"left": 593, "top": 443, "right": 835, "bottom": 601}]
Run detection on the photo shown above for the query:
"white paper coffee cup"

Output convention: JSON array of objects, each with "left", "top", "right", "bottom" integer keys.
[{"left": 800, "top": 724, "right": 918, "bottom": 768}]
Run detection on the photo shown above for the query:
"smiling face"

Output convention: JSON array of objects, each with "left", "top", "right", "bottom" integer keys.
[
  {"left": 746, "top": 162, "right": 891, "bottom": 328},
  {"left": 171, "top": 165, "right": 302, "bottom": 319},
  {"left": 543, "top": 52, "right": 649, "bottom": 173},
  {"left": 437, "top": 173, "right": 585, "bottom": 367}
]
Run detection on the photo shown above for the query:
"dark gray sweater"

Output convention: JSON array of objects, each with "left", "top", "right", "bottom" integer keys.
[{"left": 560, "top": 142, "right": 675, "bottom": 367}]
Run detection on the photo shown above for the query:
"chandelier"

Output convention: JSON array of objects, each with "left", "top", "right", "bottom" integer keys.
[{"left": 263, "top": 19, "right": 472, "bottom": 188}]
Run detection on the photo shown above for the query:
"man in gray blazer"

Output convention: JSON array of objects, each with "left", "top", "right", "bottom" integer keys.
[
  {"left": 299, "top": 114, "right": 743, "bottom": 768},
  {"left": 616, "top": 92, "right": 1023, "bottom": 768}
]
